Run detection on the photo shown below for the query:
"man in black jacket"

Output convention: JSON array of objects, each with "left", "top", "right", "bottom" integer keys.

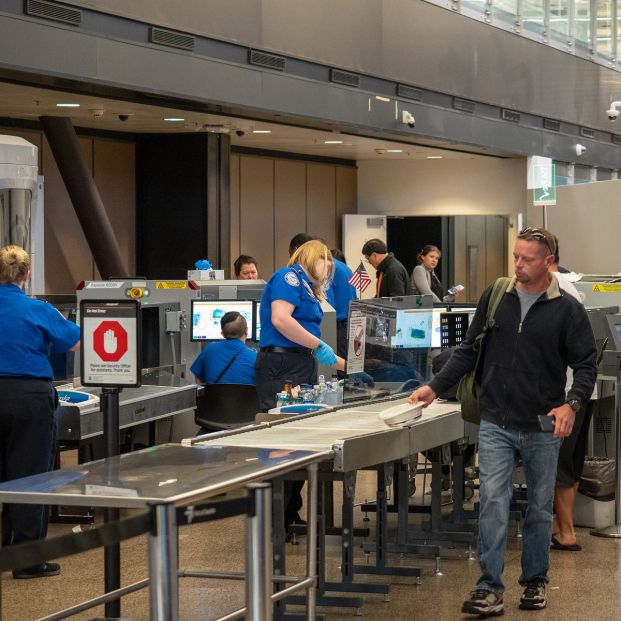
[
  {"left": 361, "top": 238, "right": 409, "bottom": 298},
  {"left": 408, "top": 227, "right": 596, "bottom": 617}
]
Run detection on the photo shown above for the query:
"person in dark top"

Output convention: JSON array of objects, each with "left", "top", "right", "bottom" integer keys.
[
  {"left": 361, "top": 238, "right": 409, "bottom": 298},
  {"left": 408, "top": 227, "right": 597, "bottom": 617}
]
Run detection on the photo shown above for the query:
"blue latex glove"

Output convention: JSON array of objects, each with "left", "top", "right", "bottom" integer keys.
[
  {"left": 195, "top": 259, "right": 213, "bottom": 270},
  {"left": 349, "top": 371, "right": 375, "bottom": 387},
  {"left": 314, "top": 340, "right": 337, "bottom": 366}
]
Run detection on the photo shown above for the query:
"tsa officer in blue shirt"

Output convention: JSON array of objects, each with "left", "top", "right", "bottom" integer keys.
[
  {"left": 0, "top": 245, "right": 80, "bottom": 579},
  {"left": 325, "top": 249, "right": 357, "bottom": 359},
  {"left": 190, "top": 311, "right": 257, "bottom": 385},
  {"left": 257, "top": 240, "right": 344, "bottom": 527},
  {"left": 256, "top": 239, "right": 345, "bottom": 411}
]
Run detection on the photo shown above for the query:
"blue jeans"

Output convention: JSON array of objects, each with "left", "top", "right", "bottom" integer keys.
[{"left": 476, "top": 419, "right": 561, "bottom": 593}]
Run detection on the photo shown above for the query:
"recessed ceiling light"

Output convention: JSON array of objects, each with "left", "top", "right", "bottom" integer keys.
[
  {"left": 164, "top": 117, "right": 185, "bottom": 122},
  {"left": 324, "top": 140, "right": 343, "bottom": 144},
  {"left": 426, "top": 155, "right": 443, "bottom": 159},
  {"left": 56, "top": 103, "right": 80, "bottom": 108},
  {"left": 386, "top": 149, "right": 403, "bottom": 153},
  {"left": 252, "top": 129, "right": 271, "bottom": 134}
]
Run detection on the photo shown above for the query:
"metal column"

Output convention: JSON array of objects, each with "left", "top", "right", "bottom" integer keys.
[
  {"left": 246, "top": 483, "right": 273, "bottom": 621},
  {"left": 149, "top": 503, "right": 179, "bottom": 621}
]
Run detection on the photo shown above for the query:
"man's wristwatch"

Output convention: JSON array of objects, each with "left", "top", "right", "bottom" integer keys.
[{"left": 566, "top": 398, "right": 581, "bottom": 413}]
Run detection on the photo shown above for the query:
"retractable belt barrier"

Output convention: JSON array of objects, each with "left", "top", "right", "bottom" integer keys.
[
  {"left": 0, "top": 512, "right": 151, "bottom": 574},
  {"left": 0, "top": 495, "right": 254, "bottom": 575}
]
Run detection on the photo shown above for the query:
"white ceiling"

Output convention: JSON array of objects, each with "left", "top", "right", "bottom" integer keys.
[{"left": 0, "top": 81, "right": 507, "bottom": 161}]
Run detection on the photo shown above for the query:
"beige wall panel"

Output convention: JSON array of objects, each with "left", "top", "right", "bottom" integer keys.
[
  {"left": 274, "top": 160, "right": 306, "bottom": 269},
  {"left": 485, "top": 215, "right": 508, "bottom": 281},
  {"left": 335, "top": 166, "right": 357, "bottom": 250},
  {"left": 453, "top": 215, "right": 468, "bottom": 301},
  {"left": 307, "top": 164, "right": 336, "bottom": 249},
  {"left": 465, "top": 216, "right": 487, "bottom": 303},
  {"left": 94, "top": 138, "right": 135, "bottom": 278},
  {"left": 42, "top": 136, "right": 94, "bottom": 293},
  {"left": 239, "top": 156, "right": 275, "bottom": 275},
  {"left": 543, "top": 180, "right": 621, "bottom": 273},
  {"left": 229, "top": 155, "right": 240, "bottom": 276}
]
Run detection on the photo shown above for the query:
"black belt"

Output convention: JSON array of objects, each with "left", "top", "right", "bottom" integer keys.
[{"left": 260, "top": 346, "right": 314, "bottom": 355}]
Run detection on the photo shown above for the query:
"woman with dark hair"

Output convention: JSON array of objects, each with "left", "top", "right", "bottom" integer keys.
[{"left": 410, "top": 244, "right": 459, "bottom": 303}]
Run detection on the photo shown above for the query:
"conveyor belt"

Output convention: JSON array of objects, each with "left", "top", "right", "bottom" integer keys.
[{"left": 197, "top": 398, "right": 464, "bottom": 471}]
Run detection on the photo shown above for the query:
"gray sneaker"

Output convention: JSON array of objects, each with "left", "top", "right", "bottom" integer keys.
[
  {"left": 462, "top": 589, "right": 504, "bottom": 617},
  {"left": 519, "top": 581, "right": 547, "bottom": 610}
]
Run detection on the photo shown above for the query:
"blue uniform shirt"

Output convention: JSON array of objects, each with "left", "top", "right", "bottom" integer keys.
[
  {"left": 326, "top": 259, "right": 357, "bottom": 321},
  {"left": 190, "top": 338, "right": 257, "bottom": 384},
  {"left": 259, "top": 264, "right": 323, "bottom": 348},
  {"left": 0, "top": 283, "right": 80, "bottom": 378}
]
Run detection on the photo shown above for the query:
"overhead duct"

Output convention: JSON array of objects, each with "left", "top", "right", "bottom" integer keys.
[{"left": 40, "top": 116, "right": 128, "bottom": 279}]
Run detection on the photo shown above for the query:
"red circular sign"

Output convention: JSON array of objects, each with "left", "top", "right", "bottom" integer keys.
[{"left": 93, "top": 321, "right": 128, "bottom": 362}]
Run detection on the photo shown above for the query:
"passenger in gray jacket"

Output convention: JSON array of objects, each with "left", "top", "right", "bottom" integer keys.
[{"left": 410, "top": 245, "right": 459, "bottom": 303}]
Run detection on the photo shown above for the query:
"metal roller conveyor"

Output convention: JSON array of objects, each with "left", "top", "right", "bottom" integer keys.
[{"left": 196, "top": 398, "right": 464, "bottom": 472}]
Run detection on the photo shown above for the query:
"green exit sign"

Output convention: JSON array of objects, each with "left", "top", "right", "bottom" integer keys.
[{"left": 532, "top": 163, "right": 557, "bottom": 205}]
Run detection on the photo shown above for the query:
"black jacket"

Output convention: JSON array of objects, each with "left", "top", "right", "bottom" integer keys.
[
  {"left": 376, "top": 254, "right": 409, "bottom": 298},
  {"left": 429, "top": 274, "right": 597, "bottom": 432}
]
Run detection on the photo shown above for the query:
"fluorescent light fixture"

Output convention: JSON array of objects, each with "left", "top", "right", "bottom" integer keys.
[
  {"left": 426, "top": 155, "right": 443, "bottom": 159},
  {"left": 252, "top": 129, "right": 271, "bottom": 134},
  {"left": 324, "top": 140, "right": 343, "bottom": 144},
  {"left": 375, "top": 96, "right": 391, "bottom": 102},
  {"left": 386, "top": 149, "right": 403, "bottom": 153},
  {"left": 164, "top": 117, "right": 184, "bottom": 122},
  {"left": 56, "top": 103, "right": 80, "bottom": 108}
]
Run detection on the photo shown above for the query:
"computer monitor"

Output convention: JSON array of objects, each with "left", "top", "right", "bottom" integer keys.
[
  {"left": 605, "top": 314, "right": 621, "bottom": 351},
  {"left": 253, "top": 301, "right": 262, "bottom": 342},
  {"left": 391, "top": 308, "right": 433, "bottom": 349},
  {"left": 190, "top": 300, "right": 254, "bottom": 341},
  {"left": 431, "top": 307, "right": 447, "bottom": 348}
]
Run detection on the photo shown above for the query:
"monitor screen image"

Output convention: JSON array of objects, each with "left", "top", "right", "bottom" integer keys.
[
  {"left": 391, "top": 309, "right": 433, "bottom": 349},
  {"left": 253, "top": 301, "right": 261, "bottom": 341},
  {"left": 431, "top": 307, "right": 447, "bottom": 348},
  {"left": 191, "top": 300, "right": 254, "bottom": 341}
]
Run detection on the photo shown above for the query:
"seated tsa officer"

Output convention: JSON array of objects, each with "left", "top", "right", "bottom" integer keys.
[{"left": 190, "top": 311, "right": 256, "bottom": 385}]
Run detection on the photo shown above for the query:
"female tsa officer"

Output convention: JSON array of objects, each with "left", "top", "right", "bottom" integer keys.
[
  {"left": 256, "top": 240, "right": 344, "bottom": 526},
  {"left": 0, "top": 245, "right": 80, "bottom": 579}
]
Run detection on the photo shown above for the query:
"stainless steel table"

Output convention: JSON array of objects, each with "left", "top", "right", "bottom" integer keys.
[{"left": 0, "top": 443, "right": 331, "bottom": 621}]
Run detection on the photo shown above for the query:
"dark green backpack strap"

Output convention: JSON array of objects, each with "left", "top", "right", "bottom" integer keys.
[{"left": 486, "top": 277, "right": 512, "bottom": 327}]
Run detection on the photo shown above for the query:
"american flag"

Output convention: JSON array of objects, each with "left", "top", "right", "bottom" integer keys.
[{"left": 348, "top": 262, "right": 372, "bottom": 293}]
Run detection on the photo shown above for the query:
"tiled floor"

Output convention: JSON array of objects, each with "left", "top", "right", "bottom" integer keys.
[{"left": 1, "top": 471, "right": 620, "bottom": 620}]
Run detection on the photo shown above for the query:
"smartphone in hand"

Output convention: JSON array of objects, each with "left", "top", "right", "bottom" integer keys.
[{"left": 537, "top": 414, "right": 555, "bottom": 432}]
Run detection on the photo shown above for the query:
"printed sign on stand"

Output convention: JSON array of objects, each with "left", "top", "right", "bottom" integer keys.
[
  {"left": 346, "top": 310, "right": 367, "bottom": 374},
  {"left": 80, "top": 300, "right": 141, "bottom": 387}
]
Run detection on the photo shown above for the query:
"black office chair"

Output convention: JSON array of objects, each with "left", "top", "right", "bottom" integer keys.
[{"left": 194, "top": 384, "right": 261, "bottom": 432}]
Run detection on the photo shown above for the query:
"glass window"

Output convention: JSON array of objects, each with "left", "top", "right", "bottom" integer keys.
[
  {"left": 596, "top": 0, "right": 613, "bottom": 58},
  {"left": 0, "top": 189, "right": 31, "bottom": 249},
  {"left": 574, "top": 0, "right": 591, "bottom": 48},
  {"left": 523, "top": 0, "right": 546, "bottom": 34},
  {"left": 549, "top": 0, "right": 570, "bottom": 40},
  {"left": 493, "top": 0, "right": 519, "bottom": 24},
  {"left": 461, "top": 0, "right": 488, "bottom": 18}
]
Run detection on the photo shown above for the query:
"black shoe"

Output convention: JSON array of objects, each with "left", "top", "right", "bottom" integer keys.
[
  {"left": 462, "top": 589, "right": 504, "bottom": 617},
  {"left": 519, "top": 581, "right": 546, "bottom": 610},
  {"left": 13, "top": 562, "right": 60, "bottom": 579}
]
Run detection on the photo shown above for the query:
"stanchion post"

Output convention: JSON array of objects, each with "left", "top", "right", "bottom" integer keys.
[
  {"left": 102, "top": 386, "right": 122, "bottom": 618},
  {"left": 306, "top": 462, "right": 318, "bottom": 621},
  {"left": 246, "top": 483, "right": 272, "bottom": 621},
  {"left": 149, "top": 503, "right": 179, "bottom": 621}
]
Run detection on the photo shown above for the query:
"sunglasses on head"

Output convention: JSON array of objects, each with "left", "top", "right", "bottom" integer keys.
[{"left": 518, "top": 227, "right": 556, "bottom": 255}]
